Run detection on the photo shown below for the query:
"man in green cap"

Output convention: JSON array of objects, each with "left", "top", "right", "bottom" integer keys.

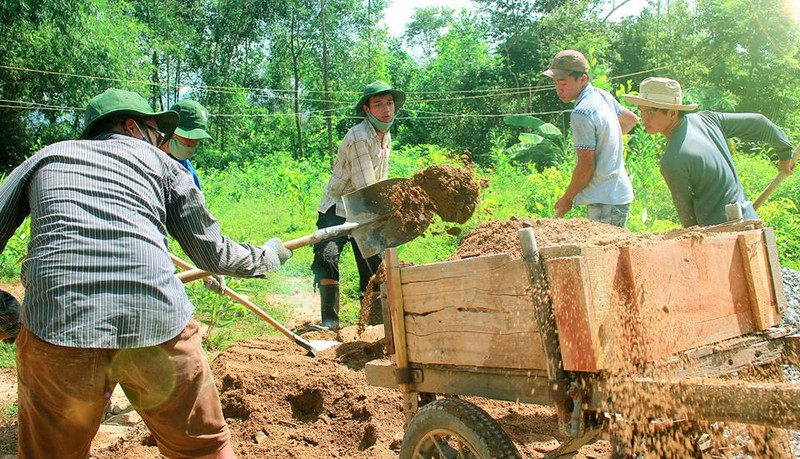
[
  {"left": 160, "top": 98, "right": 213, "bottom": 189},
  {"left": 160, "top": 99, "right": 226, "bottom": 294},
  {"left": 312, "top": 80, "right": 406, "bottom": 330},
  {"left": 0, "top": 87, "right": 292, "bottom": 458}
]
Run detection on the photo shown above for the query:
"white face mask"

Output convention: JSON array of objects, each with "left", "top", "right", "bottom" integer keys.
[{"left": 169, "top": 137, "right": 196, "bottom": 160}]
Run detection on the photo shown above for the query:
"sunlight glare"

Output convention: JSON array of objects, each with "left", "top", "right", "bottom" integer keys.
[{"left": 792, "top": 0, "right": 800, "bottom": 20}]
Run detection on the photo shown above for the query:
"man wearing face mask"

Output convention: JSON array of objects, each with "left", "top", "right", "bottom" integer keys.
[
  {"left": 312, "top": 80, "right": 405, "bottom": 330},
  {"left": 0, "top": 87, "right": 292, "bottom": 459},
  {"left": 160, "top": 99, "right": 225, "bottom": 293},
  {"left": 161, "top": 99, "right": 212, "bottom": 190}
]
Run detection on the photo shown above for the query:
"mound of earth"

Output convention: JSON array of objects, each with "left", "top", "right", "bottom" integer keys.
[
  {"left": 90, "top": 331, "right": 612, "bottom": 458},
  {"left": 451, "top": 217, "right": 641, "bottom": 260}
]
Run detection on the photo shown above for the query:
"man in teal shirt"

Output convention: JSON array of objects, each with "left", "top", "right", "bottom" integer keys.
[{"left": 623, "top": 77, "right": 795, "bottom": 227}]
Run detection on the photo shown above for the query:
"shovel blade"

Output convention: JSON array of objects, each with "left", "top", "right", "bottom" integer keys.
[
  {"left": 342, "top": 178, "right": 404, "bottom": 224},
  {"left": 343, "top": 178, "right": 426, "bottom": 258},
  {"left": 350, "top": 215, "right": 428, "bottom": 258}
]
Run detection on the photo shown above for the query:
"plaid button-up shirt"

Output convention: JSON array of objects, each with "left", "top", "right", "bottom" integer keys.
[{"left": 318, "top": 119, "right": 391, "bottom": 217}]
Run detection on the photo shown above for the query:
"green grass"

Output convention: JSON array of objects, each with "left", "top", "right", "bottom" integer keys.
[
  {"left": 2, "top": 140, "right": 800, "bottom": 353},
  {"left": 0, "top": 343, "right": 15, "bottom": 369}
]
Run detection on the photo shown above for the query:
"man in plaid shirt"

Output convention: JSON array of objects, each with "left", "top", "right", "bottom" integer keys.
[{"left": 312, "top": 81, "right": 405, "bottom": 330}]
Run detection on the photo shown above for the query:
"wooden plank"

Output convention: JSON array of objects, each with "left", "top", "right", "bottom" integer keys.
[
  {"left": 399, "top": 253, "right": 546, "bottom": 370},
  {"left": 364, "top": 360, "right": 552, "bottom": 405},
  {"left": 650, "top": 328, "right": 792, "bottom": 379},
  {"left": 597, "top": 378, "right": 800, "bottom": 429},
  {"left": 404, "top": 309, "right": 546, "bottom": 369},
  {"left": 385, "top": 249, "right": 412, "bottom": 390},
  {"left": 544, "top": 255, "right": 599, "bottom": 372},
  {"left": 399, "top": 255, "right": 530, "bottom": 315},
  {"left": 737, "top": 233, "right": 779, "bottom": 329},
  {"left": 763, "top": 227, "right": 788, "bottom": 313}
]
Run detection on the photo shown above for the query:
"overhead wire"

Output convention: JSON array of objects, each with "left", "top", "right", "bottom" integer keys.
[{"left": 0, "top": 63, "right": 672, "bottom": 119}]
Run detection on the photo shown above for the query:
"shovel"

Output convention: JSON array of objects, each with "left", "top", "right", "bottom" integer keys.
[
  {"left": 171, "top": 253, "right": 339, "bottom": 357},
  {"left": 752, "top": 143, "right": 800, "bottom": 210},
  {"left": 176, "top": 178, "right": 418, "bottom": 284}
]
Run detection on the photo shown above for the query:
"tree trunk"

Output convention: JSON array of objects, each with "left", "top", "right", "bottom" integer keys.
[
  {"left": 320, "top": 0, "right": 334, "bottom": 158},
  {"left": 291, "top": 8, "right": 304, "bottom": 157}
]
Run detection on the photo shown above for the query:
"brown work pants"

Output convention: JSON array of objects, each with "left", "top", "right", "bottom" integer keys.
[{"left": 15, "top": 319, "right": 230, "bottom": 458}]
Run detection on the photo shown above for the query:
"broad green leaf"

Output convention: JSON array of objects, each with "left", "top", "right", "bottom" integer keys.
[
  {"left": 519, "top": 133, "right": 545, "bottom": 145},
  {"left": 504, "top": 115, "right": 546, "bottom": 130}
]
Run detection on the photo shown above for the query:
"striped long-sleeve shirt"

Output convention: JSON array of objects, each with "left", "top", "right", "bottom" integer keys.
[{"left": 0, "top": 133, "right": 279, "bottom": 349}]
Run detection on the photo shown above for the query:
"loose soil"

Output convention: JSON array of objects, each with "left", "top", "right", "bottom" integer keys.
[
  {"left": 388, "top": 164, "right": 480, "bottom": 235},
  {"left": 89, "top": 332, "right": 610, "bottom": 459},
  {"left": 0, "top": 218, "right": 797, "bottom": 458}
]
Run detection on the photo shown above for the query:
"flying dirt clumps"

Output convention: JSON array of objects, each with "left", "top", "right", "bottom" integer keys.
[
  {"left": 388, "top": 164, "right": 480, "bottom": 234},
  {"left": 411, "top": 164, "right": 479, "bottom": 224}
]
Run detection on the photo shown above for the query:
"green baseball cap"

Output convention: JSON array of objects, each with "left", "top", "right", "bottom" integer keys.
[
  {"left": 80, "top": 88, "right": 178, "bottom": 140},
  {"left": 170, "top": 99, "right": 213, "bottom": 141},
  {"left": 355, "top": 80, "right": 406, "bottom": 116}
]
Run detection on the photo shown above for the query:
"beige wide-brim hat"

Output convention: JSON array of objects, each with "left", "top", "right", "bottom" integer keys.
[{"left": 622, "top": 77, "right": 698, "bottom": 111}]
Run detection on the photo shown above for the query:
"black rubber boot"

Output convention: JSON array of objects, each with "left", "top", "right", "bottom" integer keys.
[{"left": 319, "top": 284, "right": 340, "bottom": 329}]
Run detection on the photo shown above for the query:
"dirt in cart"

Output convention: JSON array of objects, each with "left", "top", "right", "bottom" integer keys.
[{"left": 450, "top": 217, "right": 644, "bottom": 259}]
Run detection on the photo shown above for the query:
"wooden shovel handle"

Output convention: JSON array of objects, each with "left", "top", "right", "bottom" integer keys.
[{"left": 753, "top": 143, "right": 800, "bottom": 210}]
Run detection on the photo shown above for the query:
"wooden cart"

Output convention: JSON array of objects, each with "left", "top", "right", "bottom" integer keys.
[{"left": 365, "top": 223, "right": 800, "bottom": 458}]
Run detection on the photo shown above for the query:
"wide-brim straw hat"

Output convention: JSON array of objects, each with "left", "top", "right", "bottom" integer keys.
[{"left": 622, "top": 77, "right": 698, "bottom": 111}]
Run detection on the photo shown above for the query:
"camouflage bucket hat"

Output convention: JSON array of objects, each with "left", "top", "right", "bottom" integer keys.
[
  {"left": 355, "top": 80, "right": 406, "bottom": 116},
  {"left": 171, "top": 99, "right": 213, "bottom": 141},
  {"left": 80, "top": 88, "right": 179, "bottom": 140}
]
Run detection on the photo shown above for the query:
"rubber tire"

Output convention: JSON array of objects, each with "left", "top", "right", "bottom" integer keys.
[{"left": 399, "top": 398, "right": 521, "bottom": 459}]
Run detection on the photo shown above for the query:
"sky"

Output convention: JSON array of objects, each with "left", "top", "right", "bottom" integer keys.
[{"left": 382, "top": 0, "right": 650, "bottom": 38}]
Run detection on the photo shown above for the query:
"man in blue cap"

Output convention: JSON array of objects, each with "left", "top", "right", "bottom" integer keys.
[
  {"left": 0, "top": 87, "right": 292, "bottom": 458},
  {"left": 312, "top": 80, "right": 405, "bottom": 330}
]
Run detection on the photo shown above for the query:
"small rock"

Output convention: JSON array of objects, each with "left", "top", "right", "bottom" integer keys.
[
  {"left": 255, "top": 430, "right": 268, "bottom": 444},
  {"left": 390, "top": 432, "right": 403, "bottom": 450}
]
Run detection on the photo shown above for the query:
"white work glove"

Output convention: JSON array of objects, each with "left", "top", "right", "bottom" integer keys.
[
  {"left": 203, "top": 274, "right": 226, "bottom": 295},
  {"left": 262, "top": 237, "right": 293, "bottom": 272}
]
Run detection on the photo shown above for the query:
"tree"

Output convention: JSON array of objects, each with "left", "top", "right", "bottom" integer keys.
[{"left": 403, "top": 6, "right": 456, "bottom": 63}]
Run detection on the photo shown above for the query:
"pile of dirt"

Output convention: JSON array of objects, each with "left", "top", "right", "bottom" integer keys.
[
  {"left": 450, "top": 217, "right": 641, "bottom": 259},
  {"left": 90, "top": 332, "right": 611, "bottom": 458}
]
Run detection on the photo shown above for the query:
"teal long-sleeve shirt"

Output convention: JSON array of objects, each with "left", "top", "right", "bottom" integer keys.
[{"left": 661, "top": 111, "right": 792, "bottom": 227}]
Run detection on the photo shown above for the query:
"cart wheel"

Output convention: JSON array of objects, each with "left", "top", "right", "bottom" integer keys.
[{"left": 399, "top": 398, "right": 521, "bottom": 459}]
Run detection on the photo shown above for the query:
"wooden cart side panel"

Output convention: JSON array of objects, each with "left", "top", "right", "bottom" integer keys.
[
  {"left": 543, "top": 230, "right": 779, "bottom": 371},
  {"left": 737, "top": 232, "right": 781, "bottom": 329},
  {"left": 399, "top": 255, "right": 547, "bottom": 370},
  {"left": 543, "top": 255, "right": 600, "bottom": 372},
  {"left": 624, "top": 236, "right": 759, "bottom": 363}
]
